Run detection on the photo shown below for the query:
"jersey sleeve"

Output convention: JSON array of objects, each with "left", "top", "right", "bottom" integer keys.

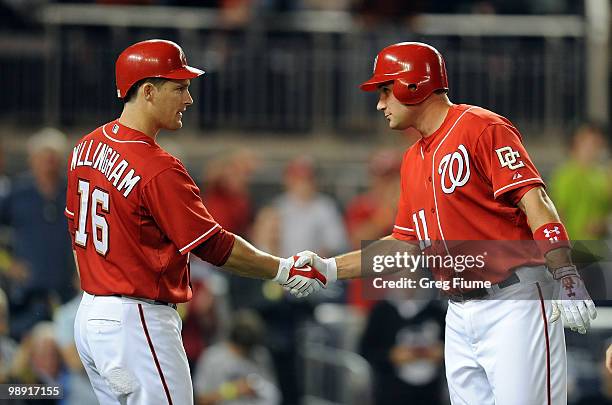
[
  {"left": 391, "top": 155, "right": 417, "bottom": 241},
  {"left": 474, "top": 124, "right": 545, "bottom": 200},
  {"left": 142, "top": 164, "right": 221, "bottom": 255}
]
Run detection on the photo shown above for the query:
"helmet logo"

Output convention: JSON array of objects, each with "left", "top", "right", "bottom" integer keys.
[{"left": 372, "top": 55, "right": 378, "bottom": 73}]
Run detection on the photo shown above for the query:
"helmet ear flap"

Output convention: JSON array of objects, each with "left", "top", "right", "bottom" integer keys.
[{"left": 393, "top": 78, "right": 419, "bottom": 104}]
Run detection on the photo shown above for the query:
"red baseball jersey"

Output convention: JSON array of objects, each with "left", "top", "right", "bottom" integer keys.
[
  {"left": 392, "top": 104, "right": 545, "bottom": 285},
  {"left": 65, "top": 120, "right": 221, "bottom": 303}
]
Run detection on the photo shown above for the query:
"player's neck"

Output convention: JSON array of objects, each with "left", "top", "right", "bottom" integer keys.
[
  {"left": 118, "top": 105, "right": 160, "bottom": 140},
  {"left": 415, "top": 97, "right": 453, "bottom": 138}
]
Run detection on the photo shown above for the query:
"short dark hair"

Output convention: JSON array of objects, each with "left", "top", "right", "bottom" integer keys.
[{"left": 123, "top": 77, "right": 169, "bottom": 103}]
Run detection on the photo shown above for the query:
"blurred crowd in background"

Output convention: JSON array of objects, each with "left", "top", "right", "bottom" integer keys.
[
  {"left": 0, "top": 0, "right": 586, "bottom": 32},
  {"left": 0, "top": 122, "right": 607, "bottom": 404},
  {"left": 0, "top": 0, "right": 609, "bottom": 404}
]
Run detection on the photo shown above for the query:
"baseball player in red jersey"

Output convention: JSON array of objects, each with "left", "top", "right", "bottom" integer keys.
[
  {"left": 64, "top": 39, "right": 324, "bottom": 405},
  {"left": 290, "top": 42, "right": 597, "bottom": 404}
]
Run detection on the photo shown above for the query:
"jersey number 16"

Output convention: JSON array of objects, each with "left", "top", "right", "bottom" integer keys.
[{"left": 74, "top": 179, "right": 110, "bottom": 256}]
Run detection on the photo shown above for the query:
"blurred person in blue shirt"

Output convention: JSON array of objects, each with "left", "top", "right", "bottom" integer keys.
[{"left": 0, "top": 128, "right": 74, "bottom": 340}]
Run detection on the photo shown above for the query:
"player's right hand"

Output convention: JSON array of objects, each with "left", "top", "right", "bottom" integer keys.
[
  {"left": 274, "top": 256, "right": 328, "bottom": 298},
  {"left": 549, "top": 266, "right": 597, "bottom": 334},
  {"left": 289, "top": 250, "right": 338, "bottom": 297}
]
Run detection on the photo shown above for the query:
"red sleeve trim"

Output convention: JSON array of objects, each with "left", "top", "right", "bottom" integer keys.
[{"left": 178, "top": 224, "right": 221, "bottom": 254}]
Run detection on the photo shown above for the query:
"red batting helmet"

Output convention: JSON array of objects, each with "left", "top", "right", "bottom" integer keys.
[
  {"left": 115, "top": 39, "right": 204, "bottom": 99},
  {"left": 360, "top": 42, "right": 448, "bottom": 105}
]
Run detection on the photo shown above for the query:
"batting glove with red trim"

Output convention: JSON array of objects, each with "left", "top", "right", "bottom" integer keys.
[
  {"left": 274, "top": 255, "right": 329, "bottom": 298},
  {"left": 285, "top": 250, "right": 338, "bottom": 298},
  {"left": 550, "top": 266, "right": 597, "bottom": 334}
]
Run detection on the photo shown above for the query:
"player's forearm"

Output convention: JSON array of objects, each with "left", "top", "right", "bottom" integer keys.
[
  {"left": 334, "top": 235, "right": 419, "bottom": 280},
  {"left": 334, "top": 249, "right": 362, "bottom": 280},
  {"left": 72, "top": 250, "right": 81, "bottom": 279},
  {"left": 222, "top": 235, "right": 279, "bottom": 279},
  {"left": 518, "top": 187, "right": 561, "bottom": 230},
  {"left": 518, "top": 187, "right": 572, "bottom": 269}
]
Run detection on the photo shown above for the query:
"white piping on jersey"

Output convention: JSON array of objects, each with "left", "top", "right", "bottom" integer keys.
[
  {"left": 420, "top": 146, "right": 424, "bottom": 160},
  {"left": 179, "top": 224, "right": 220, "bottom": 254},
  {"left": 493, "top": 177, "right": 542, "bottom": 198},
  {"left": 394, "top": 225, "right": 415, "bottom": 232},
  {"left": 102, "top": 125, "right": 151, "bottom": 145},
  {"left": 65, "top": 207, "right": 74, "bottom": 217},
  {"left": 431, "top": 106, "right": 476, "bottom": 255}
]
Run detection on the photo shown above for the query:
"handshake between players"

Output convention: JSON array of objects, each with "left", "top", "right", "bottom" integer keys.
[{"left": 277, "top": 247, "right": 597, "bottom": 337}]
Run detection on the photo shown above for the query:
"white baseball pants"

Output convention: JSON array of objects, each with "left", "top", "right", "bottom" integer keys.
[
  {"left": 74, "top": 292, "right": 193, "bottom": 405},
  {"left": 445, "top": 266, "right": 567, "bottom": 405}
]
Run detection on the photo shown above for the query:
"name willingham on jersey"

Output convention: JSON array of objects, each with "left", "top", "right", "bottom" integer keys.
[{"left": 70, "top": 139, "right": 141, "bottom": 198}]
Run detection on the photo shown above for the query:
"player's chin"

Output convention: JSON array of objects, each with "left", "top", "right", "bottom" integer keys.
[
  {"left": 168, "top": 119, "right": 183, "bottom": 130},
  {"left": 389, "top": 120, "right": 409, "bottom": 131}
]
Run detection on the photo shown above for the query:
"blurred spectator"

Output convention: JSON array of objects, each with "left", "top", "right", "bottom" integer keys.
[
  {"left": 607, "top": 343, "right": 612, "bottom": 374},
  {"left": 0, "top": 143, "right": 11, "bottom": 200},
  {"left": 0, "top": 128, "right": 74, "bottom": 340},
  {"left": 201, "top": 149, "right": 259, "bottom": 237},
  {"left": 194, "top": 148, "right": 259, "bottom": 317},
  {"left": 549, "top": 123, "right": 611, "bottom": 299},
  {"left": 194, "top": 309, "right": 281, "bottom": 405},
  {"left": 344, "top": 149, "right": 401, "bottom": 312},
  {"left": 0, "top": 288, "right": 17, "bottom": 384},
  {"left": 220, "top": 0, "right": 254, "bottom": 27},
  {"left": 182, "top": 280, "right": 222, "bottom": 371},
  {"left": 0, "top": 143, "right": 13, "bottom": 302},
  {"left": 53, "top": 273, "right": 96, "bottom": 405},
  {"left": 359, "top": 288, "right": 446, "bottom": 405},
  {"left": 10, "top": 322, "right": 63, "bottom": 393},
  {"left": 575, "top": 348, "right": 612, "bottom": 404},
  {"left": 250, "top": 157, "right": 347, "bottom": 402},
  {"left": 550, "top": 124, "right": 612, "bottom": 240},
  {"left": 253, "top": 156, "right": 347, "bottom": 258},
  {"left": 345, "top": 149, "right": 401, "bottom": 249}
]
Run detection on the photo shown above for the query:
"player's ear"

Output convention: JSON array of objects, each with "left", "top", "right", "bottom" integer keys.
[{"left": 142, "top": 82, "right": 156, "bottom": 102}]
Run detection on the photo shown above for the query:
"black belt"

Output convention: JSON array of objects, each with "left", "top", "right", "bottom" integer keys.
[
  {"left": 111, "top": 294, "right": 178, "bottom": 310},
  {"left": 447, "top": 272, "right": 521, "bottom": 302}
]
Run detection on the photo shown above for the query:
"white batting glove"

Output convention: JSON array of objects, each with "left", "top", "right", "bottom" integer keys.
[
  {"left": 274, "top": 255, "right": 328, "bottom": 298},
  {"left": 287, "top": 250, "right": 338, "bottom": 298},
  {"left": 549, "top": 266, "right": 597, "bottom": 334}
]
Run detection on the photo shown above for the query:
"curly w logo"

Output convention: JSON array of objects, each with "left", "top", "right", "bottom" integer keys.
[{"left": 438, "top": 144, "right": 471, "bottom": 194}]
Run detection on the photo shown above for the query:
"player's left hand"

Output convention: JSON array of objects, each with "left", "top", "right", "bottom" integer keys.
[
  {"left": 274, "top": 255, "right": 327, "bottom": 298},
  {"left": 549, "top": 266, "right": 597, "bottom": 334}
]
